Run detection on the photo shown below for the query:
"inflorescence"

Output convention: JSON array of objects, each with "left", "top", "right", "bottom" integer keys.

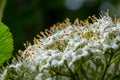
[{"left": 1, "top": 11, "right": 120, "bottom": 80}]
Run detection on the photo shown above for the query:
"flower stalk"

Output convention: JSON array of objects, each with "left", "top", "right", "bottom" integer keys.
[{"left": 101, "top": 48, "right": 114, "bottom": 80}]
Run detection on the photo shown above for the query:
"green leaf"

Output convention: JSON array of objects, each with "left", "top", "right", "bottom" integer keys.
[{"left": 0, "top": 22, "right": 13, "bottom": 65}]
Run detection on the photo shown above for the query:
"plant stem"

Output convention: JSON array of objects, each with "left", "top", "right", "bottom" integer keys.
[
  {"left": 64, "top": 60, "right": 76, "bottom": 79},
  {"left": 0, "top": 0, "right": 6, "bottom": 22},
  {"left": 110, "top": 49, "right": 120, "bottom": 64},
  {"left": 76, "top": 64, "right": 84, "bottom": 80},
  {"left": 101, "top": 49, "right": 114, "bottom": 80}
]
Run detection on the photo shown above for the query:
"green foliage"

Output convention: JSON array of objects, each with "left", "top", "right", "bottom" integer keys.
[{"left": 0, "top": 23, "right": 13, "bottom": 65}]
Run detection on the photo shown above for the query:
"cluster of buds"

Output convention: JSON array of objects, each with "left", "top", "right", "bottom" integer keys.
[{"left": 1, "top": 11, "right": 120, "bottom": 80}]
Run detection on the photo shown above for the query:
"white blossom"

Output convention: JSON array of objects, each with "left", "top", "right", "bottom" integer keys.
[{"left": 1, "top": 12, "right": 120, "bottom": 80}]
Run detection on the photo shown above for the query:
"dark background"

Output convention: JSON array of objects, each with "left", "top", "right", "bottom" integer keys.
[{"left": 2, "top": 0, "right": 120, "bottom": 54}]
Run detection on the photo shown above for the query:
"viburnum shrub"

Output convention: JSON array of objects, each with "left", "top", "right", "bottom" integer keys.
[{"left": 1, "top": 11, "right": 120, "bottom": 80}]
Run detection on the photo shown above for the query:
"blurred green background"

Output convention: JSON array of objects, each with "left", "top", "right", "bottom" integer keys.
[{"left": 1, "top": 0, "right": 120, "bottom": 54}]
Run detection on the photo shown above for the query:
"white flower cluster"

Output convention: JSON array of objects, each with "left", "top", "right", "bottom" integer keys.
[{"left": 1, "top": 12, "right": 120, "bottom": 80}]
